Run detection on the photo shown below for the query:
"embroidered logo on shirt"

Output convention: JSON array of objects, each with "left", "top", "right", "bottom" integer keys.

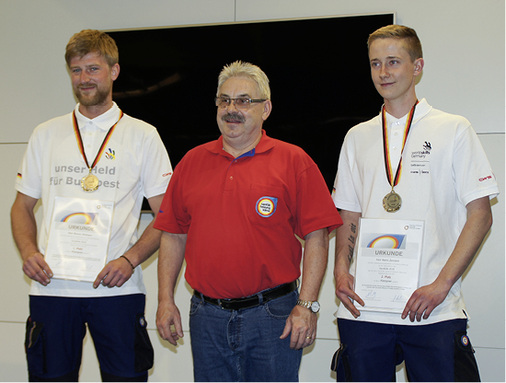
[
  {"left": 256, "top": 196, "right": 278, "bottom": 218},
  {"left": 411, "top": 141, "right": 433, "bottom": 160},
  {"left": 105, "top": 148, "right": 115, "bottom": 160}
]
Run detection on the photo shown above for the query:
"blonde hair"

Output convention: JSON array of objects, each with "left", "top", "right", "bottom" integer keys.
[
  {"left": 65, "top": 29, "right": 119, "bottom": 67},
  {"left": 217, "top": 61, "right": 271, "bottom": 100},
  {"left": 368, "top": 25, "right": 423, "bottom": 62}
]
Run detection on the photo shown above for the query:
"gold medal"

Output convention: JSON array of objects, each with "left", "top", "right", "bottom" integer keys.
[
  {"left": 72, "top": 110, "right": 123, "bottom": 192},
  {"left": 81, "top": 172, "right": 99, "bottom": 192},
  {"left": 383, "top": 190, "right": 402, "bottom": 212}
]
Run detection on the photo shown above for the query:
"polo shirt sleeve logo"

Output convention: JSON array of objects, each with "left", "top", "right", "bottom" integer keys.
[{"left": 256, "top": 196, "right": 278, "bottom": 218}]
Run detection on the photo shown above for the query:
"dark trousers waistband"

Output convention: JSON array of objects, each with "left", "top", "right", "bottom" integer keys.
[{"left": 193, "top": 281, "right": 297, "bottom": 311}]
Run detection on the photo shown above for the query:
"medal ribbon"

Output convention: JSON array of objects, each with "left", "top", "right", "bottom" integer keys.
[
  {"left": 72, "top": 110, "right": 123, "bottom": 171},
  {"left": 381, "top": 101, "right": 417, "bottom": 189}
]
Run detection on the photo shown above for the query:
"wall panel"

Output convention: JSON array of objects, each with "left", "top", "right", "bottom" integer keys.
[{"left": 1, "top": 0, "right": 503, "bottom": 381}]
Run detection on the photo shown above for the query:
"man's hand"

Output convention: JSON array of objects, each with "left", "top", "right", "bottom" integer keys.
[
  {"left": 402, "top": 280, "right": 450, "bottom": 322},
  {"left": 335, "top": 270, "right": 364, "bottom": 318},
  {"left": 280, "top": 305, "right": 317, "bottom": 350},
  {"left": 93, "top": 257, "right": 134, "bottom": 289},
  {"left": 401, "top": 197, "right": 493, "bottom": 322},
  {"left": 156, "top": 302, "right": 184, "bottom": 346},
  {"left": 22, "top": 251, "right": 53, "bottom": 286},
  {"left": 11, "top": 192, "right": 52, "bottom": 285}
]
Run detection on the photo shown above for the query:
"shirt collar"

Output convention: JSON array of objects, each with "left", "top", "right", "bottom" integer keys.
[
  {"left": 208, "top": 129, "right": 276, "bottom": 157},
  {"left": 412, "top": 98, "right": 432, "bottom": 122},
  {"left": 74, "top": 102, "right": 121, "bottom": 131},
  {"left": 379, "top": 98, "right": 432, "bottom": 125},
  {"left": 385, "top": 110, "right": 408, "bottom": 126}
]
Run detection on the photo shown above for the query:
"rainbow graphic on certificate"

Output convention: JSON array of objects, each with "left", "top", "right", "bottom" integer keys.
[
  {"left": 365, "top": 234, "right": 406, "bottom": 249},
  {"left": 60, "top": 212, "right": 97, "bottom": 225}
]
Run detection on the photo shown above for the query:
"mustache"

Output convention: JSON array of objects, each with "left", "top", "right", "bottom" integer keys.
[
  {"left": 77, "top": 83, "right": 96, "bottom": 89},
  {"left": 222, "top": 112, "right": 245, "bottom": 123}
]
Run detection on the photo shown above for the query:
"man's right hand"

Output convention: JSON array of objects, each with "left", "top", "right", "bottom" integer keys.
[
  {"left": 335, "top": 271, "right": 364, "bottom": 318},
  {"left": 23, "top": 252, "right": 53, "bottom": 286},
  {"left": 156, "top": 302, "right": 184, "bottom": 346}
]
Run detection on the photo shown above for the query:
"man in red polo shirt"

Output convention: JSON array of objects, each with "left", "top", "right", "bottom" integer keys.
[{"left": 154, "top": 60, "right": 342, "bottom": 382}]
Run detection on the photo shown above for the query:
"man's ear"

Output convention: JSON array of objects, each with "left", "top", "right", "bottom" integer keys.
[
  {"left": 262, "top": 100, "right": 272, "bottom": 121},
  {"left": 414, "top": 58, "right": 424, "bottom": 76},
  {"left": 111, "top": 63, "right": 120, "bottom": 81}
]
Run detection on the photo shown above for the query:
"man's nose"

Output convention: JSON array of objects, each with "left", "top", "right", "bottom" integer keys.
[
  {"left": 80, "top": 71, "right": 91, "bottom": 83},
  {"left": 379, "top": 65, "right": 389, "bottom": 78}
]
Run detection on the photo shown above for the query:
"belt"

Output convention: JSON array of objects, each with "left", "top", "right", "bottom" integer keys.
[{"left": 194, "top": 281, "right": 297, "bottom": 311}]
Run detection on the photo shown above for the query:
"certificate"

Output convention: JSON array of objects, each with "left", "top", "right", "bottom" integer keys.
[
  {"left": 353, "top": 218, "right": 424, "bottom": 313},
  {"left": 45, "top": 197, "right": 114, "bottom": 282}
]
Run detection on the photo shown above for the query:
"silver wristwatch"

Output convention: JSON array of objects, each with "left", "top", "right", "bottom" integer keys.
[{"left": 296, "top": 299, "right": 320, "bottom": 313}]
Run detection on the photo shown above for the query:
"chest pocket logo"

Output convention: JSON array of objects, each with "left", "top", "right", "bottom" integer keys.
[
  {"left": 105, "top": 148, "right": 116, "bottom": 160},
  {"left": 256, "top": 196, "right": 278, "bottom": 218}
]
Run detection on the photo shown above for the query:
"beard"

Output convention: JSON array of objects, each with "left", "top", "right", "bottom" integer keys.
[{"left": 74, "top": 82, "right": 112, "bottom": 107}]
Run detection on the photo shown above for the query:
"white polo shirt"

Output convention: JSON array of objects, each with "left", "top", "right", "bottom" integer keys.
[
  {"left": 16, "top": 103, "right": 172, "bottom": 297},
  {"left": 332, "top": 98, "right": 499, "bottom": 325}
]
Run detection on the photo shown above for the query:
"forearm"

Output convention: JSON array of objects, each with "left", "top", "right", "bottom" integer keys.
[
  {"left": 158, "top": 232, "right": 186, "bottom": 304},
  {"left": 281, "top": 228, "right": 328, "bottom": 349},
  {"left": 122, "top": 220, "right": 161, "bottom": 268},
  {"left": 334, "top": 210, "right": 361, "bottom": 278},
  {"left": 11, "top": 192, "right": 53, "bottom": 285},
  {"left": 402, "top": 197, "right": 493, "bottom": 321},
  {"left": 11, "top": 193, "right": 40, "bottom": 259},
  {"left": 299, "top": 228, "right": 329, "bottom": 301},
  {"left": 436, "top": 196, "right": 492, "bottom": 289},
  {"left": 122, "top": 194, "right": 164, "bottom": 268},
  {"left": 333, "top": 210, "right": 363, "bottom": 315}
]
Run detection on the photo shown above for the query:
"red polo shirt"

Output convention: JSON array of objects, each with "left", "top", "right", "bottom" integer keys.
[{"left": 154, "top": 131, "right": 342, "bottom": 298}]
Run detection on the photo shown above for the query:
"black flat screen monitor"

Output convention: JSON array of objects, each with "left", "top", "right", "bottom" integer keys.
[{"left": 108, "top": 13, "right": 394, "bottom": 209}]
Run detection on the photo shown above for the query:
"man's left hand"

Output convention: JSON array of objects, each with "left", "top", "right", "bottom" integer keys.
[
  {"left": 93, "top": 256, "right": 134, "bottom": 289},
  {"left": 401, "top": 280, "right": 450, "bottom": 322},
  {"left": 280, "top": 305, "right": 317, "bottom": 349}
]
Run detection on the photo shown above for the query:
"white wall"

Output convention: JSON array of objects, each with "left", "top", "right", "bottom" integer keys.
[{"left": 1, "top": 0, "right": 503, "bottom": 381}]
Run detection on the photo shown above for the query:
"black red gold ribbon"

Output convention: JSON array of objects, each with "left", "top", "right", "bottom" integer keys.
[
  {"left": 381, "top": 101, "right": 418, "bottom": 189},
  {"left": 72, "top": 110, "right": 123, "bottom": 172}
]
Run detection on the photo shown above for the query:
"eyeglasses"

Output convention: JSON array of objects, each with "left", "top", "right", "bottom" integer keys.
[{"left": 215, "top": 97, "right": 267, "bottom": 109}]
